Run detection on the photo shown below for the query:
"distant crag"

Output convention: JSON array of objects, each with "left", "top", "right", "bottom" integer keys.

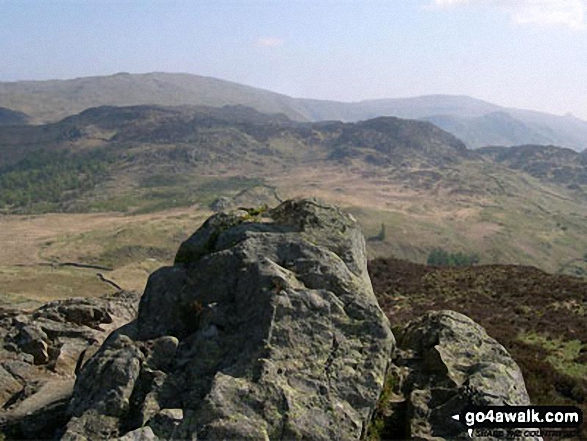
[{"left": 479, "top": 144, "right": 587, "bottom": 188}]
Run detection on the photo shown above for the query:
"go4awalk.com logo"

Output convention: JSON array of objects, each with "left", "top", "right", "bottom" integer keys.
[{"left": 452, "top": 405, "right": 583, "bottom": 438}]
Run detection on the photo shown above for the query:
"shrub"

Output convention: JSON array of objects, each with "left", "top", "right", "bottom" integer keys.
[{"left": 427, "top": 248, "right": 479, "bottom": 267}]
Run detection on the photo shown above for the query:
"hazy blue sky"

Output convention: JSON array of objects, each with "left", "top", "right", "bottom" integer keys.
[{"left": 1, "top": 0, "right": 586, "bottom": 118}]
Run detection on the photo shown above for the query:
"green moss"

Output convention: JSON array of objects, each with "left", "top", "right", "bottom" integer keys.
[
  {"left": 517, "top": 333, "right": 587, "bottom": 379},
  {"left": 240, "top": 204, "right": 270, "bottom": 222},
  {"left": 364, "top": 372, "right": 396, "bottom": 441}
]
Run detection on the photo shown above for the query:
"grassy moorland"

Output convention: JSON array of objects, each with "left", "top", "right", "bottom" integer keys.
[{"left": 0, "top": 208, "right": 210, "bottom": 308}]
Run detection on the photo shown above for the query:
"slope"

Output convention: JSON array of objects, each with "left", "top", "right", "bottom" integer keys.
[
  {"left": 0, "top": 107, "right": 30, "bottom": 126},
  {"left": 0, "top": 72, "right": 308, "bottom": 124}
]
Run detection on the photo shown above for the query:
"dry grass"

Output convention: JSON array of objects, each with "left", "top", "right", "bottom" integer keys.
[
  {"left": 0, "top": 265, "right": 117, "bottom": 310},
  {"left": 2, "top": 159, "right": 587, "bottom": 307},
  {"left": 0, "top": 207, "right": 209, "bottom": 265},
  {"left": 0, "top": 207, "right": 211, "bottom": 307}
]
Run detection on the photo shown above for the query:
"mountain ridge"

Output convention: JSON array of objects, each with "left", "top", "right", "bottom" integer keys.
[{"left": 1, "top": 72, "right": 586, "bottom": 151}]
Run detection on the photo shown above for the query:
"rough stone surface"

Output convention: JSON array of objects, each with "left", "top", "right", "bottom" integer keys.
[
  {"left": 386, "top": 310, "right": 532, "bottom": 440},
  {"left": 63, "top": 198, "right": 395, "bottom": 440},
  {"left": 0, "top": 290, "right": 140, "bottom": 439}
]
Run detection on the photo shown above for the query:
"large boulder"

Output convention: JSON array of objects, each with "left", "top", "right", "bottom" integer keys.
[
  {"left": 63, "top": 198, "right": 395, "bottom": 440},
  {"left": 375, "top": 310, "right": 532, "bottom": 440}
]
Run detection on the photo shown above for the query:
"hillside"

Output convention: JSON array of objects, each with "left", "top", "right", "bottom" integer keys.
[
  {"left": 1, "top": 73, "right": 586, "bottom": 151},
  {"left": 1, "top": 104, "right": 587, "bottom": 280},
  {"left": 0, "top": 72, "right": 308, "bottom": 123},
  {"left": 478, "top": 144, "right": 587, "bottom": 188},
  {"left": 0, "top": 103, "right": 470, "bottom": 186},
  {"left": 346, "top": 96, "right": 587, "bottom": 151}
]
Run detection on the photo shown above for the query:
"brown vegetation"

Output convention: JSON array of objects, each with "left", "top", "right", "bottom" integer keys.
[{"left": 369, "top": 258, "right": 587, "bottom": 438}]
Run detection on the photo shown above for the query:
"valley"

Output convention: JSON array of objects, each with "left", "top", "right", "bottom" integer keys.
[
  {"left": 1, "top": 104, "right": 586, "bottom": 309},
  {"left": 3, "top": 0, "right": 587, "bottom": 436}
]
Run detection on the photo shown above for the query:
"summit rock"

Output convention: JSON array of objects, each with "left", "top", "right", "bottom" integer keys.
[{"left": 64, "top": 198, "right": 395, "bottom": 440}]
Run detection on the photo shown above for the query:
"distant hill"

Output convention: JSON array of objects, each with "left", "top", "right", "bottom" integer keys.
[
  {"left": 0, "top": 72, "right": 308, "bottom": 123},
  {"left": 306, "top": 95, "right": 587, "bottom": 151},
  {"left": 0, "top": 104, "right": 469, "bottom": 171},
  {"left": 0, "top": 104, "right": 477, "bottom": 217},
  {"left": 0, "top": 107, "right": 29, "bottom": 126},
  {"left": 422, "top": 112, "right": 556, "bottom": 147},
  {"left": 1, "top": 73, "right": 586, "bottom": 151},
  {"left": 4, "top": 104, "right": 587, "bottom": 206}
]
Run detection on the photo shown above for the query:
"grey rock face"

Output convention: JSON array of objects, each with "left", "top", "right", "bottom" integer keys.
[
  {"left": 64, "top": 198, "right": 395, "bottom": 440},
  {"left": 387, "top": 310, "right": 531, "bottom": 440},
  {"left": 0, "top": 290, "right": 140, "bottom": 439}
]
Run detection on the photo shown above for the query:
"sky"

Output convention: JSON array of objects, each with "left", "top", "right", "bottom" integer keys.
[{"left": 1, "top": 0, "right": 587, "bottom": 118}]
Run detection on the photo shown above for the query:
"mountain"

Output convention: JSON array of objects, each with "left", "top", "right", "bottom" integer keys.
[
  {"left": 307, "top": 95, "right": 587, "bottom": 151},
  {"left": 422, "top": 111, "right": 557, "bottom": 147},
  {"left": 1, "top": 73, "right": 586, "bottom": 151},
  {"left": 0, "top": 72, "right": 309, "bottom": 123},
  {"left": 0, "top": 104, "right": 470, "bottom": 172}
]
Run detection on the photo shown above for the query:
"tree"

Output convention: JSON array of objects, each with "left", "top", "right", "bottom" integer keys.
[
  {"left": 427, "top": 248, "right": 479, "bottom": 267},
  {"left": 376, "top": 223, "right": 386, "bottom": 241},
  {"left": 427, "top": 248, "right": 449, "bottom": 266}
]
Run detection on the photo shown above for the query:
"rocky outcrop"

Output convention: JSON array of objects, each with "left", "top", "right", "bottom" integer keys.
[
  {"left": 63, "top": 198, "right": 395, "bottom": 440},
  {"left": 0, "top": 290, "right": 140, "bottom": 439},
  {"left": 371, "top": 310, "right": 532, "bottom": 440}
]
